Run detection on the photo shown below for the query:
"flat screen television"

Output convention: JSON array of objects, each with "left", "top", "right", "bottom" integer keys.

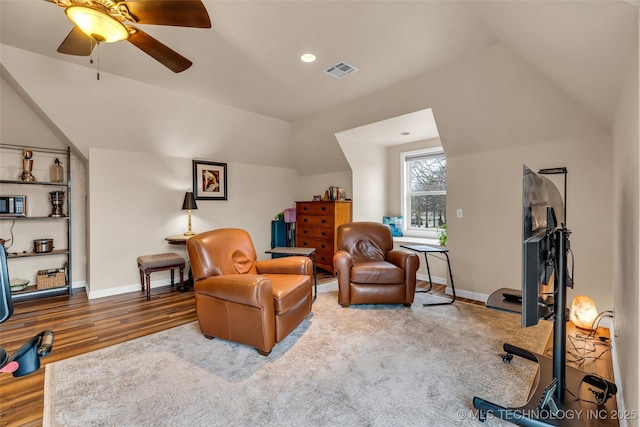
[{"left": 521, "top": 165, "right": 564, "bottom": 327}]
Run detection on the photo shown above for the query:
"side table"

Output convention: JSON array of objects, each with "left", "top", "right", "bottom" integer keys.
[
  {"left": 400, "top": 244, "right": 456, "bottom": 306},
  {"left": 165, "top": 234, "right": 194, "bottom": 288},
  {"left": 265, "top": 247, "right": 317, "bottom": 302}
]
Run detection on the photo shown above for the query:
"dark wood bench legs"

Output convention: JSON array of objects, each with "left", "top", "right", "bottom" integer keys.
[{"left": 139, "top": 265, "right": 185, "bottom": 301}]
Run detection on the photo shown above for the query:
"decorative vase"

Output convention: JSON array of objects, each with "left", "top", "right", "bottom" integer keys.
[{"left": 50, "top": 158, "right": 64, "bottom": 183}]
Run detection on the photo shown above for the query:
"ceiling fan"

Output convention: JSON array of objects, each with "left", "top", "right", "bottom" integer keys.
[{"left": 45, "top": 0, "right": 212, "bottom": 73}]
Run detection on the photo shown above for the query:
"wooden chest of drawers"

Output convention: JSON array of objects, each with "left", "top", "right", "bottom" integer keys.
[{"left": 295, "top": 200, "right": 352, "bottom": 274}]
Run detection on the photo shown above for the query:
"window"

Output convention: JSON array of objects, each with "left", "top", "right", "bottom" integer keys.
[{"left": 401, "top": 147, "right": 446, "bottom": 236}]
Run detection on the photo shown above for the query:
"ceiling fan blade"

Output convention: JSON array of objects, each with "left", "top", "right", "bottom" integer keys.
[
  {"left": 127, "top": 27, "right": 192, "bottom": 73},
  {"left": 119, "top": 1, "right": 211, "bottom": 28},
  {"left": 57, "top": 26, "right": 96, "bottom": 56}
]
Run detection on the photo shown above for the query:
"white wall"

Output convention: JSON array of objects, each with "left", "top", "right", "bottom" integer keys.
[
  {"left": 294, "top": 170, "right": 352, "bottom": 203},
  {"left": 3, "top": 63, "right": 352, "bottom": 298},
  {"left": 291, "top": 44, "right": 607, "bottom": 173},
  {"left": 87, "top": 148, "right": 299, "bottom": 297},
  {"left": 1, "top": 47, "right": 302, "bottom": 298},
  {"left": 0, "top": 77, "right": 87, "bottom": 288},
  {"left": 0, "top": 45, "right": 294, "bottom": 170},
  {"left": 447, "top": 135, "right": 613, "bottom": 308},
  {"left": 294, "top": 43, "right": 612, "bottom": 307},
  {"left": 611, "top": 14, "right": 639, "bottom": 421},
  {"left": 337, "top": 136, "right": 387, "bottom": 222}
]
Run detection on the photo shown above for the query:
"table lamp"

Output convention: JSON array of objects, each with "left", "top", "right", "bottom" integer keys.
[
  {"left": 182, "top": 191, "right": 198, "bottom": 236},
  {"left": 569, "top": 295, "right": 598, "bottom": 330}
]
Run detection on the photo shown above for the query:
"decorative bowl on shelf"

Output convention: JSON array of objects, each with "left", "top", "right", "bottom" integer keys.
[{"left": 10, "top": 278, "right": 30, "bottom": 292}]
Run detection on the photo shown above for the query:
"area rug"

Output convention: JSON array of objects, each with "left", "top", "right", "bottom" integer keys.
[{"left": 43, "top": 282, "right": 551, "bottom": 427}]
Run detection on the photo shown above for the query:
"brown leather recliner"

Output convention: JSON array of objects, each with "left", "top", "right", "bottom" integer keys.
[
  {"left": 187, "top": 228, "right": 313, "bottom": 356},
  {"left": 334, "top": 222, "right": 420, "bottom": 307}
]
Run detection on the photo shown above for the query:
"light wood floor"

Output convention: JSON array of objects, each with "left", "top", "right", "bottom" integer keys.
[{"left": 0, "top": 277, "right": 613, "bottom": 426}]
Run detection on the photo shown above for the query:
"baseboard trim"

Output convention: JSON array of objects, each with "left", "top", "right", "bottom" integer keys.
[
  {"left": 86, "top": 278, "right": 179, "bottom": 300},
  {"left": 416, "top": 273, "right": 447, "bottom": 285},
  {"left": 71, "top": 280, "right": 86, "bottom": 290},
  {"left": 605, "top": 321, "right": 627, "bottom": 427},
  {"left": 454, "top": 289, "right": 490, "bottom": 303},
  {"left": 417, "top": 274, "right": 490, "bottom": 302}
]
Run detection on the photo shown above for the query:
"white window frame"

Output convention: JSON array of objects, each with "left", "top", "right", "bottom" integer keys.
[{"left": 400, "top": 146, "right": 446, "bottom": 238}]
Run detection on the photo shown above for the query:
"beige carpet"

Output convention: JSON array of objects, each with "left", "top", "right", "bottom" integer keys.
[{"left": 43, "top": 281, "right": 552, "bottom": 426}]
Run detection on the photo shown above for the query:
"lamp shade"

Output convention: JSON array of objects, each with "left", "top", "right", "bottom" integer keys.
[
  {"left": 65, "top": 5, "right": 129, "bottom": 43},
  {"left": 182, "top": 192, "right": 198, "bottom": 210},
  {"left": 569, "top": 295, "right": 598, "bottom": 330}
]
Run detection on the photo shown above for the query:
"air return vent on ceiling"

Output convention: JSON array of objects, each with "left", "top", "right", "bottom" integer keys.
[{"left": 324, "top": 61, "right": 358, "bottom": 79}]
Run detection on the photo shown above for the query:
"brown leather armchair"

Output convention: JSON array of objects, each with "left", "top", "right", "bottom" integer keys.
[
  {"left": 187, "top": 228, "right": 313, "bottom": 356},
  {"left": 333, "top": 222, "right": 419, "bottom": 307}
]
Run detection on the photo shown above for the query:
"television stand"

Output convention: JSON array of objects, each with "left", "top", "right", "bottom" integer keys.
[
  {"left": 503, "top": 291, "right": 522, "bottom": 303},
  {"left": 473, "top": 343, "right": 618, "bottom": 426},
  {"left": 486, "top": 288, "right": 553, "bottom": 320},
  {"left": 474, "top": 229, "right": 618, "bottom": 426}
]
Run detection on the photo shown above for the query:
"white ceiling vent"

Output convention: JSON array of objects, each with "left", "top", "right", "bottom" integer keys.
[{"left": 324, "top": 61, "right": 358, "bottom": 79}]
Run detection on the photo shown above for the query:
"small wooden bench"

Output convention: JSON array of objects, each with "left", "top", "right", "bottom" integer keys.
[{"left": 137, "top": 253, "right": 186, "bottom": 300}]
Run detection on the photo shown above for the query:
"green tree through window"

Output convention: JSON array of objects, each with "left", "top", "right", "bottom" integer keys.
[{"left": 403, "top": 148, "right": 446, "bottom": 232}]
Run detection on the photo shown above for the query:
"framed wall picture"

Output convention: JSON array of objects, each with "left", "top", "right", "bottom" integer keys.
[{"left": 193, "top": 160, "right": 227, "bottom": 200}]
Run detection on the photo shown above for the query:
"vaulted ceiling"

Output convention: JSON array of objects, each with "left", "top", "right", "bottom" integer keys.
[
  {"left": 0, "top": 1, "right": 637, "bottom": 173},
  {"left": 1, "top": 1, "right": 635, "bottom": 123}
]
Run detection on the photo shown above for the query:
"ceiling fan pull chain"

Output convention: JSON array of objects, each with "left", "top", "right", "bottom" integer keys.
[{"left": 96, "top": 42, "right": 100, "bottom": 81}]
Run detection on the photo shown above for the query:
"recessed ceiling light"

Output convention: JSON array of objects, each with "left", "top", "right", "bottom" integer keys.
[{"left": 300, "top": 53, "right": 316, "bottom": 63}]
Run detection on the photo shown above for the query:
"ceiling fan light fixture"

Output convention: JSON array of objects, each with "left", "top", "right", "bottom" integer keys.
[{"left": 65, "top": 5, "right": 129, "bottom": 43}]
